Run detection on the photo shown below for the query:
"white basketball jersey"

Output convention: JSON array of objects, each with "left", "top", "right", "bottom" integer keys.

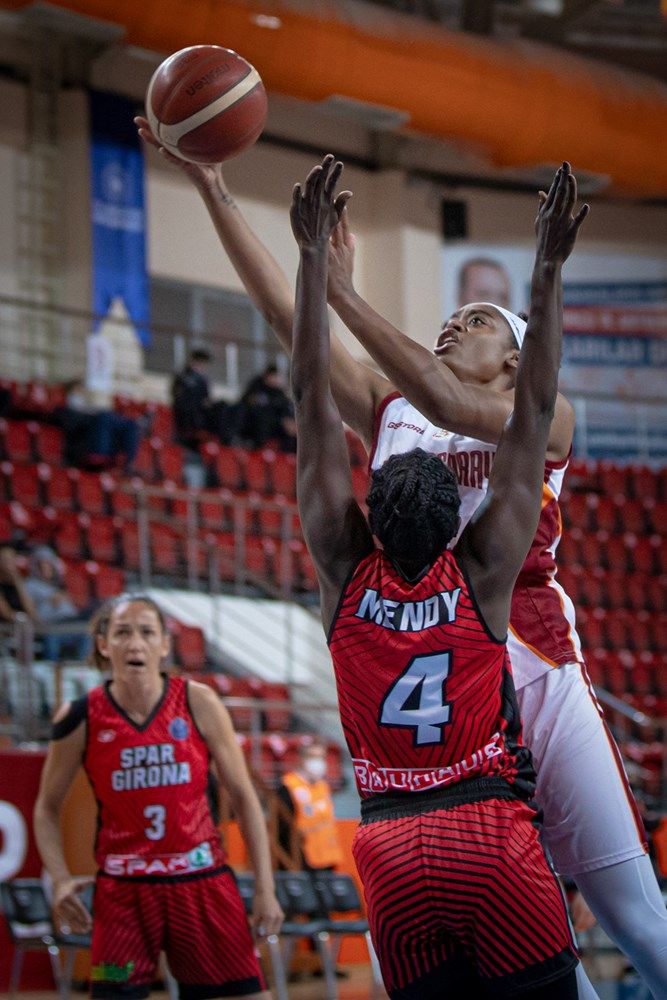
[{"left": 370, "top": 394, "right": 583, "bottom": 687}]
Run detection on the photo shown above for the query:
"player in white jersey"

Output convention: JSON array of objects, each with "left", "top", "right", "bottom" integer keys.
[{"left": 135, "top": 119, "right": 667, "bottom": 997}]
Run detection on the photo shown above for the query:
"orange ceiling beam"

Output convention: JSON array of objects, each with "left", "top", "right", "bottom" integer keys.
[{"left": 3, "top": 0, "right": 667, "bottom": 195}]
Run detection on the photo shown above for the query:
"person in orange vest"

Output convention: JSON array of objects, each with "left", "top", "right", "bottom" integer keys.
[{"left": 277, "top": 741, "right": 343, "bottom": 872}]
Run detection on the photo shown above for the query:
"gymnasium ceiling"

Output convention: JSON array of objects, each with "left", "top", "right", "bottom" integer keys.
[{"left": 0, "top": 0, "right": 665, "bottom": 199}]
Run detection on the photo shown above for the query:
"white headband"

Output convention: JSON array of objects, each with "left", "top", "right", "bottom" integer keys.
[{"left": 478, "top": 303, "right": 527, "bottom": 349}]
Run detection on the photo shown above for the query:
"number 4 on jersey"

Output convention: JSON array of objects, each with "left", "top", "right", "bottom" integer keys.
[{"left": 380, "top": 652, "right": 452, "bottom": 746}]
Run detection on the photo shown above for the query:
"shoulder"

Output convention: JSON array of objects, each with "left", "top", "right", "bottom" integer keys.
[
  {"left": 51, "top": 694, "right": 88, "bottom": 742},
  {"left": 186, "top": 679, "right": 230, "bottom": 730}
]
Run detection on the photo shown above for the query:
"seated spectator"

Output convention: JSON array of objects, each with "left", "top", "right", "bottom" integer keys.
[
  {"left": 235, "top": 364, "right": 297, "bottom": 452},
  {"left": 23, "top": 546, "right": 90, "bottom": 662},
  {"left": 171, "top": 347, "right": 235, "bottom": 448},
  {"left": 0, "top": 544, "right": 35, "bottom": 623},
  {"left": 56, "top": 379, "right": 140, "bottom": 474}
]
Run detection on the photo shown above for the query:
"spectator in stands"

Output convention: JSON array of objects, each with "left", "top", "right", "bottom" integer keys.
[
  {"left": 235, "top": 364, "right": 297, "bottom": 452},
  {"left": 0, "top": 544, "right": 35, "bottom": 623},
  {"left": 276, "top": 742, "right": 343, "bottom": 872},
  {"left": 23, "top": 546, "right": 90, "bottom": 662},
  {"left": 56, "top": 379, "right": 140, "bottom": 474},
  {"left": 171, "top": 347, "right": 234, "bottom": 448}
]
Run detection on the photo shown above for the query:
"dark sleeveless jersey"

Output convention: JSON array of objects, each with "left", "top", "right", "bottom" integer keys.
[
  {"left": 328, "top": 549, "right": 535, "bottom": 799},
  {"left": 84, "top": 674, "right": 226, "bottom": 877}
]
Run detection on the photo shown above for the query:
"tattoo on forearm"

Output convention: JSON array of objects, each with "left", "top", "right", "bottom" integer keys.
[{"left": 218, "top": 189, "right": 236, "bottom": 209}]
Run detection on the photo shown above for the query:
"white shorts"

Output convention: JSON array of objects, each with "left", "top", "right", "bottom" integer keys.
[{"left": 516, "top": 662, "right": 648, "bottom": 877}]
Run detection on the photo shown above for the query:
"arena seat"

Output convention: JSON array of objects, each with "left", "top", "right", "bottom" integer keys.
[
  {"left": 597, "top": 462, "right": 629, "bottom": 498},
  {"left": 74, "top": 471, "right": 110, "bottom": 516},
  {"left": 563, "top": 492, "right": 591, "bottom": 531},
  {"left": 245, "top": 450, "right": 273, "bottom": 495},
  {"left": 619, "top": 498, "right": 649, "bottom": 535},
  {"left": 171, "top": 623, "right": 207, "bottom": 672},
  {"left": 87, "top": 515, "right": 121, "bottom": 565},
  {"left": 87, "top": 562, "right": 125, "bottom": 601},
  {"left": 63, "top": 559, "right": 92, "bottom": 609},
  {"left": 38, "top": 464, "right": 74, "bottom": 510},
  {"left": 628, "top": 464, "right": 659, "bottom": 502},
  {"left": 154, "top": 442, "right": 184, "bottom": 483},
  {"left": 271, "top": 453, "right": 297, "bottom": 501},
  {"left": 150, "top": 524, "right": 181, "bottom": 575},
  {"left": 556, "top": 529, "right": 582, "bottom": 566},
  {"left": 32, "top": 423, "right": 64, "bottom": 464},
  {"left": 55, "top": 512, "right": 88, "bottom": 561},
  {"left": 590, "top": 494, "right": 619, "bottom": 533},
  {"left": 2, "top": 463, "right": 41, "bottom": 507},
  {"left": 351, "top": 466, "right": 370, "bottom": 504},
  {"left": 0, "top": 419, "right": 32, "bottom": 463},
  {"left": 133, "top": 439, "right": 156, "bottom": 479}
]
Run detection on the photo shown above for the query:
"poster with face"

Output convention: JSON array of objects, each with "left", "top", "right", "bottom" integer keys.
[{"left": 442, "top": 245, "right": 667, "bottom": 461}]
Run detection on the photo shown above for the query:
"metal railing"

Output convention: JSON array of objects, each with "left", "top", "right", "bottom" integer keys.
[{"left": 1, "top": 292, "right": 666, "bottom": 462}]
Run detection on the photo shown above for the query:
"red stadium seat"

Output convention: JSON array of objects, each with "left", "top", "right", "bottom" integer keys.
[
  {"left": 630, "top": 535, "right": 660, "bottom": 574},
  {"left": 628, "top": 464, "right": 659, "bottom": 502},
  {"left": 556, "top": 529, "right": 582, "bottom": 567},
  {"left": 121, "top": 522, "right": 141, "bottom": 571},
  {"left": 109, "top": 485, "right": 138, "bottom": 519},
  {"left": 88, "top": 562, "right": 125, "bottom": 600},
  {"left": 563, "top": 492, "right": 592, "bottom": 531},
  {"left": 3, "top": 462, "right": 41, "bottom": 507},
  {"left": 40, "top": 465, "right": 75, "bottom": 510},
  {"left": 172, "top": 623, "right": 206, "bottom": 672},
  {"left": 75, "top": 471, "right": 110, "bottom": 516},
  {"left": 206, "top": 444, "right": 245, "bottom": 491},
  {"left": 580, "top": 531, "right": 611, "bottom": 571},
  {"left": 605, "top": 569, "right": 630, "bottom": 610},
  {"left": 579, "top": 570, "right": 606, "bottom": 609},
  {"left": 0, "top": 500, "right": 33, "bottom": 535},
  {"left": 257, "top": 681, "right": 291, "bottom": 731},
  {"left": 245, "top": 450, "right": 273, "bottom": 495},
  {"left": 155, "top": 442, "right": 184, "bottom": 483},
  {"left": 0, "top": 419, "right": 32, "bottom": 463},
  {"left": 272, "top": 453, "right": 297, "bottom": 501},
  {"left": 566, "top": 458, "right": 599, "bottom": 492},
  {"left": 646, "top": 500, "right": 667, "bottom": 535},
  {"left": 56, "top": 512, "right": 88, "bottom": 561},
  {"left": 87, "top": 515, "right": 120, "bottom": 564},
  {"left": 133, "top": 439, "right": 156, "bottom": 479},
  {"left": 603, "top": 534, "right": 631, "bottom": 573},
  {"left": 598, "top": 462, "right": 629, "bottom": 498},
  {"left": 32, "top": 423, "right": 64, "bottom": 464},
  {"left": 619, "top": 498, "right": 649, "bottom": 535},
  {"left": 590, "top": 495, "right": 619, "bottom": 533},
  {"left": 584, "top": 648, "right": 605, "bottom": 688},
  {"left": 605, "top": 609, "right": 631, "bottom": 651},
  {"left": 149, "top": 403, "right": 172, "bottom": 439},
  {"left": 150, "top": 523, "right": 181, "bottom": 575},
  {"left": 62, "top": 559, "right": 92, "bottom": 609}
]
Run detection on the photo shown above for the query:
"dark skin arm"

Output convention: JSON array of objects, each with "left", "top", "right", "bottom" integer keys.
[
  {"left": 135, "top": 118, "right": 390, "bottom": 449},
  {"left": 289, "top": 156, "right": 374, "bottom": 633},
  {"left": 328, "top": 206, "right": 575, "bottom": 460},
  {"left": 455, "top": 163, "right": 589, "bottom": 637}
]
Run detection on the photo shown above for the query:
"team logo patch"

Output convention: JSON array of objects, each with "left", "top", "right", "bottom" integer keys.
[
  {"left": 169, "top": 717, "right": 189, "bottom": 740},
  {"left": 433, "top": 428, "right": 450, "bottom": 439},
  {"left": 188, "top": 842, "right": 213, "bottom": 869},
  {"left": 98, "top": 729, "right": 116, "bottom": 743}
]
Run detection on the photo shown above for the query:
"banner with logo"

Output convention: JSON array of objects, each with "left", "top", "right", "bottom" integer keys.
[
  {"left": 442, "top": 244, "right": 667, "bottom": 461},
  {"left": 89, "top": 90, "right": 150, "bottom": 346}
]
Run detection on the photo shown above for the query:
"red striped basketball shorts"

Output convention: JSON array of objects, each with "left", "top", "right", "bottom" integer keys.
[
  {"left": 90, "top": 867, "right": 265, "bottom": 998},
  {"left": 352, "top": 797, "right": 578, "bottom": 998}
]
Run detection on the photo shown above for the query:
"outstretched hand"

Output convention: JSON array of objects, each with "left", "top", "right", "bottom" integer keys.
[
  {"left": 134, "top": 115, "right": 221, "bottom": 193},
  {"left": 290, "top": 154, "right": 352, "bottom": 249},
  {"left": 535, "top": 162, "right": 589, "bottom": 266},
  {"left": 327, "top": 205, "right": 356, "bottom": 299}
]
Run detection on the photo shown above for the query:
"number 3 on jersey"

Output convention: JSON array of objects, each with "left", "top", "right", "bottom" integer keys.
[
  {"left": 144, "top": 804, "right": 166, "bottom": 841},
  {"left": 380, "top": 651, "right": 452, "bottom": 746}
]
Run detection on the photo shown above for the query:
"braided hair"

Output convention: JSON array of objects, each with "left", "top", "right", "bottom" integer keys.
[{"left": 367, "top": 448, "right": 461, "bottom": 567}]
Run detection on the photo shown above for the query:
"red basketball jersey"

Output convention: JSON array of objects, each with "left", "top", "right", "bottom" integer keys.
[
  {"left": 84, "top": 675, "right": 226, "bottom": 877},
  {"left": 329, "top": 549, "right": 534, "bottom": 799}
]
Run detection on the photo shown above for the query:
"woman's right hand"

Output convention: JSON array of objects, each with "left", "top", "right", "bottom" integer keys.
[
  {"left": 53, "top": 875, "right": 95, "bottom": 935},
  {"left": 134, "top": 115, "right": 223, "bottom": 195}
]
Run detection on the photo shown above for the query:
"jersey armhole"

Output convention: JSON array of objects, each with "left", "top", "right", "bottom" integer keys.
[
  {"left": 326, "top": 552, "right": 374, "bottom": 647},
  {"left": 455, "top": 557, "right": 508, "bottom": 646},
  {"left": 185, "top": 679, "right": 212, "bottom": 750},
  {"left": 367, "top": 391, "right": 402, "bottom": 473},
  {"left": 52, "top": 694, "right": 88, "bottom": 740}
]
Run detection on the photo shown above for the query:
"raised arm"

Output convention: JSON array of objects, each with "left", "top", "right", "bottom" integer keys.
[
  {"left": 327, "top": 208, "right": 574, "bottom": 460},
  {"left": 135, "top": 118, "right": 389, "bottom": 448},
  {"left": 290, "top": 156, "right": 374, "bottom": 632},
  {"left": 457, "top": 163, "right": 589, "bottom": 636}
]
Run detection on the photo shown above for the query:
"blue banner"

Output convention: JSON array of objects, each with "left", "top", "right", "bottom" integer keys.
[{"left": 89, "top": 90, "right": 150, "bottom": 346}]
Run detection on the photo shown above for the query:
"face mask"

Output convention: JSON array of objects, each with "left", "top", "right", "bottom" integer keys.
[{"left": 303, "top": 757, "right": 327, "bottom": 781}]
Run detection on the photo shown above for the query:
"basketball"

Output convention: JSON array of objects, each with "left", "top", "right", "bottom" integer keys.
[{"left": 146, "top": 45, "right": 267, "bottom": 163}]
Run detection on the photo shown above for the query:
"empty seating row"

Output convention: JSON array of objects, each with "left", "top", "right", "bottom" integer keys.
[
  {"left": 577, "top": 606, "right": 666, "bottom": 654},
  {"left": 558, "top": 528, "right": 666, "bottom": 575},
  {"left": 568, "top": 457, "right": 667, "bottom": 502},
  {"left": 561, "top": 491, "right": 666, "bottom": 535},
  {"left": 556, "top": 565, "right": 665, "bottom": 613}
]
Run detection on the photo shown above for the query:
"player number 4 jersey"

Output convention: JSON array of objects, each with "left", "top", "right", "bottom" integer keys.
[
  {"left": 84, "top": 675, "right": 225, "bottom": 878},
  {"left": 370, "top": 393, "right": 584, "bottom": 684},
  {"left": 328, "top": 548, "right": 535, "bottom": 799}
]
